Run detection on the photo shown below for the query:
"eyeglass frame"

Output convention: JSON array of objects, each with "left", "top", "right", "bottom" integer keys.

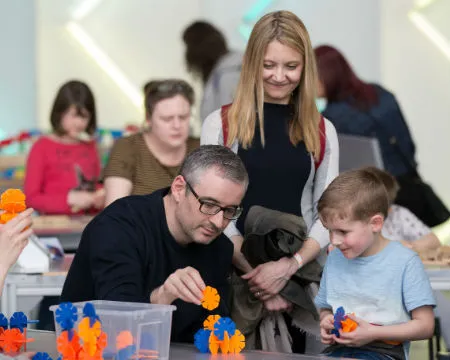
[{"left": 184, "top": 180, "right": 243, "bottom": 220}]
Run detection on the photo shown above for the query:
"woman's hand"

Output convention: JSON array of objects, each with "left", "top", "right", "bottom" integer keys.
[
  {"left": 263, "top": 294, "right": 293, "bottom": 312},
  {"left": 0, "top": 208, "right": 34, "bottom": 275},
  {"left": 241, "top": 257, "right": 298, "bottom": 300}
]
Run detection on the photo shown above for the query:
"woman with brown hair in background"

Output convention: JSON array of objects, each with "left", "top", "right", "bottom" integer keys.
[{"left": 103, "top": 79, "right": 199, "bottom": 206}]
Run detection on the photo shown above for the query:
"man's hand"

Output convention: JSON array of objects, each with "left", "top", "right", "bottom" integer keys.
[
  {"left": 150, "top": 267, "right": 206, "bottom": 305},
  {"left": 263, "top": 295, "right": 293, "bottom": 312},
  {"left": 241, "top": 257, "right": 297, "bottom": 300},
  {"left": 320, "top": 312, "right": 336, "bottom": 345},
  {"left": 333, "top": 314, "right": 376, "bottom": 347}
]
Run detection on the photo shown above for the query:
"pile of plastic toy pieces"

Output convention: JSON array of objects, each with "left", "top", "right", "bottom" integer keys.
[{"left": 194, "top": 286, "right": 246, "bottom": 354}]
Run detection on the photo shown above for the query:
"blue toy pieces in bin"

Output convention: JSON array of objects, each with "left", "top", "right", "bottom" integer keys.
[
  {"left": 32, "top": 352, "right": 53, "bottom": 360},
  {"left": 55, "top": 302, "right": 78, "bottom": 330},
  {"left": 82, "top": 302, "right": 100, "bottom": 327},
  {"left": 115, "top": 344, "right": 136, "bottom": 360}
]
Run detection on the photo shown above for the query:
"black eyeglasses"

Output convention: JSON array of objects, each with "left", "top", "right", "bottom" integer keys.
[{"left": 185, "top": 181, "right": 243, "bottom": 220}]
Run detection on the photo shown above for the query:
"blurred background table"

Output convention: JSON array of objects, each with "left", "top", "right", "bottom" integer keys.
[
  {"left": 1, "top": 255, "right": 73, "bottom": 316},
  {"left": 33, "top": 215, "right": 93, "bottom": 252}
]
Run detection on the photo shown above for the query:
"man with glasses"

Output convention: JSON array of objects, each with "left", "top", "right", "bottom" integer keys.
[{"left": 61, "top": 145, "right": 248, "bottom": 343}]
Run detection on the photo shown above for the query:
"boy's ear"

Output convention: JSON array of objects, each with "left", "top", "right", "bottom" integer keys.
[{"left": 369, "top": 214, "right": 384, "bottom": 233}]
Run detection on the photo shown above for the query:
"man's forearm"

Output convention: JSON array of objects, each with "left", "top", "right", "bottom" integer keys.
[{"left": 150, "top": 285, "right": 172, "bottom": 305}]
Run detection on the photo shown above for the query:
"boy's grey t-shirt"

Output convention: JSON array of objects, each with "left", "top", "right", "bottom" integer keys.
[{"left": 315, "top": 241, "right": 435, "bottom": 356}]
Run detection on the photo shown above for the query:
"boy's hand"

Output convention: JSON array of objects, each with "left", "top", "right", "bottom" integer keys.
[
  {"left": 320, "top": 313, "right": 335, "bottom": 345},
  {"left": 333, "top": 314, "right": 375, "bottom": 347}
]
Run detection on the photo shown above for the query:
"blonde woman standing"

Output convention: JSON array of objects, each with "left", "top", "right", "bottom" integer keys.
[{"left": 201, "top": 11, "right": 339, "bottom": 352}]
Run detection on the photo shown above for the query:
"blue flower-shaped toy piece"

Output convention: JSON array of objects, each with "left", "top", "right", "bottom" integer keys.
[
  {"left": 115, "top": 344, "right": 136, "bottom": 360},
  {"left": 194, "top": 329, "right": 211, "bottom": 353},
  {"left": 32, "top": 352, "right": 53, "bottom": 360},
  {"left": 82, "top": 302, "right": 100, "bottom": 326},
  {"left": 332, "top": 306, "right": 346, "bottom": 337},
  {"left": 10, "top": 312, "right": 28, "bottom": 332},
  {"left": 213, "top": 317, "right": 236, "bottom": 341},
  {"left": 0, "top": 313, "right": 8, "bottom": 330},
  {"left": 55, "top": 302, "right": 78, "bottom": 330}
]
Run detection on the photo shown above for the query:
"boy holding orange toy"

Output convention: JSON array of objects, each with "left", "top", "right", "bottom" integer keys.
[{"left": 315, "top": 168, "right": 435, "bottom": 360}]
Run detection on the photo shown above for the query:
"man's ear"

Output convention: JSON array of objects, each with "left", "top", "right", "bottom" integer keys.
[
  {"left": 370, "top": 214, "right": 384, "bottom": 233},
  {"left": 171, "top": 175, "right": 186, "bottom": 203}
]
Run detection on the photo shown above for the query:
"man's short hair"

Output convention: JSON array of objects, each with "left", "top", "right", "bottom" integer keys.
[
  {"left": 179, "top": 145, "right": 248, "bottom": 188},
  {"left": 318, "top": 167, "right": 389, "bottom": 223},
  {"left": 364, "top": 167, "right": 400, "bottom": 205}
]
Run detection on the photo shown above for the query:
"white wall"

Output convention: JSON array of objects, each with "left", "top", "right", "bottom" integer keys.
[
  {"left": 36, "top": 0, "right": 381, "bottom": 136},
  {"left": 381, "top": 0, "right": 450, "bottom": 205},
  {"left": 36, "top": 0, "right": 202, "bottom": 132},
  {"left": 0, "top": 0, "right": 36, "bottom": 137},
  {"left": 201, "top": 0, "right": 381, "bottom": 82}
]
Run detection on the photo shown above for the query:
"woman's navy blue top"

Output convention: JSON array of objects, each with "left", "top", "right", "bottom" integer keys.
[{"left": 236, "top": 102, "right": 311, "bottom": 234}]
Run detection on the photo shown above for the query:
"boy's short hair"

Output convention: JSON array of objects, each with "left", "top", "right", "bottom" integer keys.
[
  {"left": 318, "top": 167, "right": 390, "bottom": 223},
  {"left": 364, "top": 167, "right": 400, "bottom": 205}
]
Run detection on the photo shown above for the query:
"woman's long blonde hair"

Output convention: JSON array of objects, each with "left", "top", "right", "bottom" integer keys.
[{"left": 227, "top": 11, "right": 321, "bottom": 159}]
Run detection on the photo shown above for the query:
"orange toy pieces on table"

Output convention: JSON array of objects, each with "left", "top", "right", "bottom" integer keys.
[
  {"left": 0, "top": 189, "right": 27, "bottom": 224},
  {"left": 201, "top": 286, "right": 220, "bottom": 311}
]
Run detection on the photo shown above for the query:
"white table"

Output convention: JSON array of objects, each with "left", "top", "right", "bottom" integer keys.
[{"left": 1, "top": 255, "right": 73, "bottom": 316}]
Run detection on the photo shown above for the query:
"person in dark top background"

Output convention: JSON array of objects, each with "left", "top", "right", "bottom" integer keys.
[
  {"left": 61, "top": 145, "right": 248, "bottom": 343},
  {"left": 314, "top": 44, "right": 449, "bottom": 227}
]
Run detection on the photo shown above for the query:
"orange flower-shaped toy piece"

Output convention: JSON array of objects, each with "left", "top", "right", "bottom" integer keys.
[
  {"left": 201, "top": 286, "right": 220, "bottom": 310},
  {"left": 0, "top": 189, "right": 26, "bottom": 213},
  {"left": 97, "top": 331, "right": 108, "bottom": 351},
  {"left": 203, "top": 315, "right": 221, "bottom": 331},
  {"left": 208, "top": 332, "right": 221, "bottom": 355},
  {"left": 229, "top": 330, "right": 246, "bottom": 354},
  {"left": 219, "top": 331, "right": 230, "bottom": 354},
  {"left": 116, "top": 330, "right": 133, "bottom": 350},
  {"left": 341, "top": 317, "right": 358, "bottom": 333},
  {"left": 0, "top": 212, "right": 18, "bottom": 224},
  {"left": 78, "top": 317, "right": 102, "bottom": 345},
  {"left": 57, "top": 330, "right": 82, "bottom": 359},
  {"left": 0, "top": 328, "right": 26, "bottom": 353},
  {"left": 78, "top": 347, "right": 102, "bottom": 360},
  {"left": 0, "top": 189, "right": 27, "bottom": 225}
]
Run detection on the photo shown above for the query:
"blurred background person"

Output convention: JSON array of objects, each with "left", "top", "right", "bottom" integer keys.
[
  {"left": 103, "top": 79, "right": 198, "bottom": 206},
  {"left": 24, "top": 80, "right": 103, "bottom": 215},
  {"left": 367, "top": 167, "right": 441, "bottom": 253},
  {"left": 183, "top": 21, "right": 242, "bottom": 121},
  {"left": 314, "top": 45, "right": 449, "bottom": 228}
]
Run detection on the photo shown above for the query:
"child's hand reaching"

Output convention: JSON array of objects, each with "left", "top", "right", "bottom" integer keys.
[
  {"left": 333, "top": 314, "right": 375, "bottom": 347},
  {"left": 320, "top": 312, "right": 336, "bottom": 345}
]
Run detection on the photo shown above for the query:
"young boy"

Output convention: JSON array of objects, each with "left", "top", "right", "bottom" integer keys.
[{"left": 315, "top": 168, "right": 435, "bottom": 360}]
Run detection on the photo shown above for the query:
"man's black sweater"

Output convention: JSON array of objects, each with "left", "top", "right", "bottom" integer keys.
[{"left": 61, "top": 188, "right": 233, "bottom": 343}]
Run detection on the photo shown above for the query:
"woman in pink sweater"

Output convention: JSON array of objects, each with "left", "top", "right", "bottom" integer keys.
[{"left": 24, "top": 80, "right": 103, "bottom": 215}]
